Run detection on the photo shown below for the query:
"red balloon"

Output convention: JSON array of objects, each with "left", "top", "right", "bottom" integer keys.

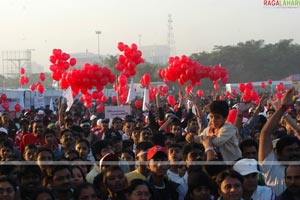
[
  {"left": 39, "top": 73, "right": 46, "bottom": 81},
  {"left": 238, "top": 83, "right": 245, "bottom": 93},
  {"left": 70, "top": 58, "right": 77, "bottom": 66},
  {"left": 267, "top": 79, "right": 272, "bottom": 85},
  {"left": 143, "top": 74, "right": 151, "bottom": 87},
  {"left": 101, "top": 95, "right": 107, "bottom": 102},
  {"left": 185, "top": 85, "right": 193, "bottom": 94},
  {"left": 29, "top": 84, "right": 36, "bottom": 91},
  {"left": 111, "top": 96, "right": 117, "bottom": 103},
  {"left": 227, "top": 109, "right": 237, "bottom": 124},
  {"left": 37, "top": 84, "right": 45, "bottom": 94},
  {"left": 2, "top": 101, "right": 9, "bottom": 111},
  {"left": 214, "top": 83, "right": 220, "bottom": 90},
  {"left": 245, "top": 82, "right": 253, "bottom": 91},
  {"left": 118, "top": 75, "right": 127, "bottom": 86},
  {"left": 1, "top": 94, "right": 7, "bottom": 100},
  {"left": 232, "top": 89, "right": 237, "bottom": 96},
  {"left": 24, "top": 76, "right": 29, "bottom": 85},
  {"left": 260, "top": 82, "right": 266, "bottom": 89},
  {"left": 96, "top": 104, "right": 104, "bottom": 112},
  {"left": 49, "top": 56, "right": 57, "bottom": 64},
  {"left": 20, "top": 67, "right": 25, "bottom": 74},
  {"left": 197, "top": 89, "right": 204, "bottom": 97},
  {"left": 19, "top": 76, "right": 25, "bottom": 86},
  {"left": 135, "top": 99, "right": 142, "bottom": 108},
  {"left": 167, "top": 95, "right": 176, "bottom": 106},
  {"left": 117, "top": 42, "right": 125, "bottom": 51},
  {"left": 14, "top": 103, "right": 21, "bottom": 112}
]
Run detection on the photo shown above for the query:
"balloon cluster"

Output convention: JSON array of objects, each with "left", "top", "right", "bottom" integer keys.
[
  {"left": 149, "top": 87, "right": 159, "bottom": 102},
  {"left": 113, "top": 75, "right": 129, "bottom": 105},
  {"left": 238, "top": 82, "right": 259, "bottom": 103},
  {"left": 140, "top": 74, "right": 151, "bottom": 88},
  {"left": 29, "top": 73, "right": 47, "bottom": 94},
  {"left": 60, "top": 63, "right": 116, "bottom": 108},
  {"left": 19, "top": 68, "right": 29, "bottom": 86},
  {"left": 114, "top": 42, "right": 144, "bottom": 104},
  {"left": 115, "top": 42, "right": 144, "bottom": 79},
  {"left": 275, "top": 82, "right": 285, "bottom": 99},
  {"left": 49, "top": 49, "right": 77, "bottom": 81},
  {"left": 0, "top": 94, "right": 19, "bottom": 112},
  {"left": 158, "top": 55, "right": 229, "bottom": 90},
  {"left": 0, "top": 94, "right": 9, "bottom": 111},
  {"left": 49, "top": 49, "right": 115, "bottom": 109}
]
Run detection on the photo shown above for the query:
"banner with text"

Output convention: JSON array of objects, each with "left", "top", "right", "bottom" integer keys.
[{"left": 105, "top": 105, "right": 131, "bottom": 119}]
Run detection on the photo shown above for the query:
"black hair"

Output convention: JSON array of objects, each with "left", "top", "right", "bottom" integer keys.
[
  {"left": 43, "top": 128, "right": 56, "bottom": 137},
  {"left": 239, "top": 139, "right": 258, "bottom": 153},
  {"left": 102, "top": 165, "right": 123, "bottom": 183},
  {"left": 112, "top": 117, "right": 122, "bottom": 124},
  {"left": 32, "top": 188, "right": 55, "bottom": 200},
  {"left": 0, "top": 178, "right": 17, "bottom": 192},
  {"left": 216, "top": 169, "right": 243, "bottom": 189},
  {"left": 75, "top": 138, "right": 90, "bottom": 149},
  {"left": 60, "top": 128, "right": 74, "bottom": 138},
  {"left": 209, "top": 100, "right": 229, "bottom": 118},
  {"left": 167, "top": 143, "right": 183, "bottom": 149},
  {"left": 127, "top": 179, "right": 153, "bottom": 197},
  {"left": 46, "top": 165, "right": 72, "bottom": 179},
  {"left": 18, "top": 164, "right": 42, "bottom": 180},
  {"left": 0, "top": 140, "right": 14, "bottom": 152},
  {"left": 34, "top": 147, "right": 54, "bottom": 161},
  {"left": 135, "top": 141, "right": 154, "bottom": 155},
  {"left": 91, "top": 140, "right": 111, "bottom": 160},
  {"left": 73, "top": 182, "right": 97, "bottom": 200},
  {"left": 182, "top": 142, "right": 205, "bottom": 161},
  {"left": 121, "top": 149, "right": 135, "bottom": 159},
  {"left": 187, "top": 170, "right": 212, "bottom": 195},
  {"left": 276, "top": 135, "right": 300, "bottom": 155}
]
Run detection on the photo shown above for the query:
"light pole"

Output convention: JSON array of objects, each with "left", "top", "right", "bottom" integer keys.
[{"left": 95, "top": 30, "right": 101, "bottom": 64}]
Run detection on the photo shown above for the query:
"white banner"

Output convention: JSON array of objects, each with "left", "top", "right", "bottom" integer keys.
[{"left": 105, "top": 105, "right": 131, "bottom": 119}]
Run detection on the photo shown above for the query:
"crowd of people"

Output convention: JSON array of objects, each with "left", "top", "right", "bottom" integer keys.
[{"left": 0, "top": 88, "right": 299, "bottom": 200}]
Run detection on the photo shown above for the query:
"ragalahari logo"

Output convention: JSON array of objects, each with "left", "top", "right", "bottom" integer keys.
[{"left": 264, "top": 0, "right": 300, "bottom": 8}]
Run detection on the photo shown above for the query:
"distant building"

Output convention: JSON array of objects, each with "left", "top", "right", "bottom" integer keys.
[
  {"left": 282, "top": 74, "right": 300, "bottom": 81},
  {"left": 70, "top": 52, "right": 102, "bottom": 67},
  {"left": 139, "top": 45, "right": 170, "bottom": 64}
]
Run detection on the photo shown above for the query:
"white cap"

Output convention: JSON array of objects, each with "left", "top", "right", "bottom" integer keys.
[
  {"left": 97, "top": 119, "right": 102, "bottom": 125},
  {"left": 0, "top": 127, "right": 8, "bottom": 134},
  {"left": 90, "top": 115, "right": 97, "bottom": 121},
  {"left": 38, "top": 110, "right": 45, "bottom": 115},
  {"left": 233, "top": 158, "right": 260, "bottom": 176}
]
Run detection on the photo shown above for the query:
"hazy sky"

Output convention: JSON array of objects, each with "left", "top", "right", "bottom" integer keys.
[{"left": 1, "top": 0, "right": 300, "bottom": 70}]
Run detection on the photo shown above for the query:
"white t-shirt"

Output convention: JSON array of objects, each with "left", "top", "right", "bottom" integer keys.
[
  {"left": 251, "top": 185, "right": 275, "bottom": 200},
  {"left": 259, "top": 150, "right": 286, "bottom": 196}
]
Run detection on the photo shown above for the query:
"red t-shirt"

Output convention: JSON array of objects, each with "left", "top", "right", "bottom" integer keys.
[{"left": 20, "top": 133, "right": 45, "bottom": 154}]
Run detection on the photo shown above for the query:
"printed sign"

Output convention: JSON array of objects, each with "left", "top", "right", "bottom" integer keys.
[{"left": 105, "top": 105, "right": 131, "bottom": 119}]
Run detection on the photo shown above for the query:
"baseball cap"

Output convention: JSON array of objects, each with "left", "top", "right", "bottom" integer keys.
[
  {"left": 38, "top": 110, "right": 45, "bottom": 115},
  {"left": 233, "top": 158, "right": 260, "bottom": 176},
  {"left": 97, "top": 118, "right": 109, "bottom": 125},
  {"left": 147, "top": 145, "right": 167, "bottom": 160},
  {"left": 90, "top": 115, "right": 97, "bottom": 121},
  {"left": 99, "top": 153, "right": 119, "bottom": 169}
]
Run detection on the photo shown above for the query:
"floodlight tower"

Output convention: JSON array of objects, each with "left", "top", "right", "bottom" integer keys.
[{"left": 167, "top": 14, "right": 176, "bottom": 56}]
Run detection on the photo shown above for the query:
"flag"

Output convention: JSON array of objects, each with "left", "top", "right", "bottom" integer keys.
[
  {"left": 49, "top": 98, "right": 54, "bottom": 111},
  {"left": 126, "top": 78, "right": 136, "bottom": 103},
  {"left": 142, "top": 88, "right": 149, "bottom": 111},
  {"left": 62, "top": 87, "right": 73, "bottom": 112}
]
